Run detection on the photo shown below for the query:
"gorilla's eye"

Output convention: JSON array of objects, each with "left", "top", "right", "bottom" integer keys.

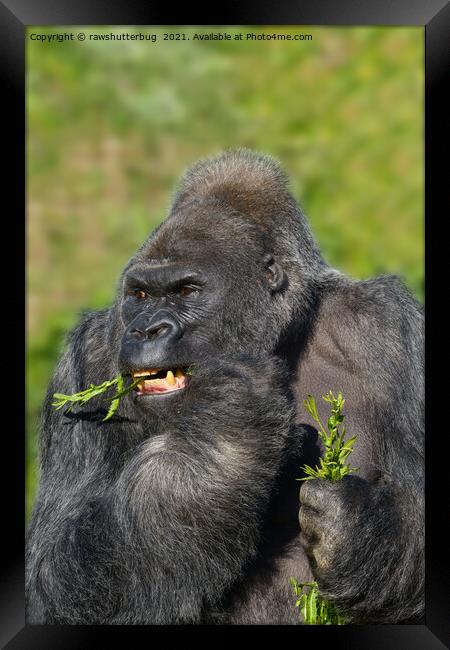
[
  {"left": 133, "top": 289, "right": 148, "bottom": 300},
  {"left": 177, "top": 285, "right": 197, "bottom": 297}
]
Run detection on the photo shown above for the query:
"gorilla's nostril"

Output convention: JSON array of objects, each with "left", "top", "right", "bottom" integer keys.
[
  {"left": 130, "top": 328, "right": 147, "bottom": 341},
  {"left": 152, "top": 325, "right": 169, "bottom": 338}
]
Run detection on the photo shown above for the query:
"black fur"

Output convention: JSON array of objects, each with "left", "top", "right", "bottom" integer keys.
[{"left": 26, "top": 149, "right": 424, "bottom": 624}]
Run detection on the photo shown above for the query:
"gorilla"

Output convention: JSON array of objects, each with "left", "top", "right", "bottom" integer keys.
[{"left": 26, "top": 149, "right": 424, "bottom": 625}]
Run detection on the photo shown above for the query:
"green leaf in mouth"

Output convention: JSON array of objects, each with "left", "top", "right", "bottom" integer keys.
[
  {"left": 52, "top": 368, "right": 193, "bottom": 421},
  {"left": 52, "top": 373, "right": 142, "bottom": 422}
]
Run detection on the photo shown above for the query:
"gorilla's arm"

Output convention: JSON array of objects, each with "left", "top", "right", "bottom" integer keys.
[
  {"left": 300, "top": 475, "right": 423, "bottom": 624},
  {"left": 26, "top": 311, "right": 293, "bottom": 624},
  {"left": 297, "top": 276, "right": 424, "bottom": 623}
]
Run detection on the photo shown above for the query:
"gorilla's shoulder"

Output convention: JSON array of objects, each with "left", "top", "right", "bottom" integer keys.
[
  {"left": 322, "top": 272, "right": 423, "bottom": 324},
  {"left": 65, "top": 308, "right": 111, "bottom": 344},
  {"left": 61, "top": 307, "right": 118, "bottom": 367},
  {"left": 51, "top": 307, "right": 118, "bottom": 390},
  {"left": 313, "top": 273, "right": 423, "bottom": 369}
]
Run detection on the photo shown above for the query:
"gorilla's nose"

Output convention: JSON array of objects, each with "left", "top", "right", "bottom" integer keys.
[{"left": 128, "top": 310, "right": 184, "bottom": 344}]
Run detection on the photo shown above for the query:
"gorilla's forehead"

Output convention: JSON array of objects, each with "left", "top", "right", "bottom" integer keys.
[
  {"left": 143, "top": 199, "right": 266, "bottom": 263},
  {"left": 134, "top": 232, "right": 224, "bottom": 272},
  {"left": 142, "top": 232, "right": 225, "bottom": 265},
  {"left": 144, "top": 258, "right": 172, "bottom": 267},
  {"left": 133, "top": 259, "right": 205, "bottom": 277}
]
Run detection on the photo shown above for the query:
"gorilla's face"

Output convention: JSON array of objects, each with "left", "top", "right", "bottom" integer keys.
[
  {"left": 117, "top": 201, "right": 287, "bottom": 407},
  {"left": 118, "top": 256, "right": 222, "bottom": 400}
]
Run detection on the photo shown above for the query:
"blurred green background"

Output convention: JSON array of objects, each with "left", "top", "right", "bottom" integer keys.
[{"left": 26, "top": 26, "right": 424, "bottom": 520}]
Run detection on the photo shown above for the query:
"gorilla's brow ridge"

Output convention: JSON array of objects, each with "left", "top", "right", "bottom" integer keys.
[
  {"left": 125, "top": 266, "right": 205, "bottom": 293},
  {"left": 146, "top": 258, "right": 171, "bottom": 266}
]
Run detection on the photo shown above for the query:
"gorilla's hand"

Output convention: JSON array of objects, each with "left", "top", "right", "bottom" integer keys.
[
  {"left": 299, "top": 476, "right": 374, "bottom": 575},
  {"left": 298, "top": 475, "right": 423, "bottom": 623}
]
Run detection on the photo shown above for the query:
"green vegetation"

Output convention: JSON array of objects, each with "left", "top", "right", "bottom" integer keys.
[
  {"left": 290, "top": 578, "right": 346, "bottom": 625},
  {"left": 301, "top": 391, "right": 358, "bottom": 481},
  {"left": 52, "top": 373, "right": 137, "bottom": 421},
  {"left": 26, "top": 26, "right": 423, "bottom": 520},
  {"left": 291, "top": 391, "right": 358, "bottom": 624}
]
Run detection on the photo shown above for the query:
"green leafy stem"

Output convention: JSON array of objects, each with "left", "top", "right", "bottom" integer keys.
[
  {"left": 290, "top": 578, "right": 346, "bottom": 625},
  {"left": 52, "top": 373, "right": 141, "bottom": 422},
  {"left": 301, "top": 390, "right": 359, "bottom": 482},
  {"left": 290, "top": 390, "right": 359, "bottom": 625}
]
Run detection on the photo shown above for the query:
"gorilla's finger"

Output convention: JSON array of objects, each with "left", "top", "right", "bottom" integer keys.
[
  {"left": 299, "top": 479, "right": 341, "bottom": 512},
  {"left": 299, "top": 504, "right": 321, "bottom": 532}
]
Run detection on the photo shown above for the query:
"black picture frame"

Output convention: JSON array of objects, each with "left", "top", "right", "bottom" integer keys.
[{"left": 4, "top": 0, "right": 448, "bottom": 647}]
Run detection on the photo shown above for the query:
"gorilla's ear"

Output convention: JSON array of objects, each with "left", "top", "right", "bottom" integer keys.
[{"left": 263, "top": 254, "right": 286, "bottom": 292}]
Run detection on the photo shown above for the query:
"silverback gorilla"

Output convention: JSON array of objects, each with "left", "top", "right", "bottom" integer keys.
[{"left": 26, "top": 149, "right": 424, "bottom": 624}]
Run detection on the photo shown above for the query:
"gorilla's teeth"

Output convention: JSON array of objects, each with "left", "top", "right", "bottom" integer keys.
[
  {"left": 175, "top": 369, "right": 184, "bottom": 378},
  {"left": 166, "top": 370, "right": 176, "bottom": 386},
  {"left": 133, "top": 369, "right": 160, "bottom": 378}
]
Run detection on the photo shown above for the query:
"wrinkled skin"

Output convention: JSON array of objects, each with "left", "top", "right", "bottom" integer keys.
[{"left": 26, "top": 150, "right": 424, "bottom": 624}]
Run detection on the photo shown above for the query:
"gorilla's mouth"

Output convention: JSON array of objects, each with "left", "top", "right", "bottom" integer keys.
[{"left": 131, "top": 368, "right": 189, "bottom": 395}]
